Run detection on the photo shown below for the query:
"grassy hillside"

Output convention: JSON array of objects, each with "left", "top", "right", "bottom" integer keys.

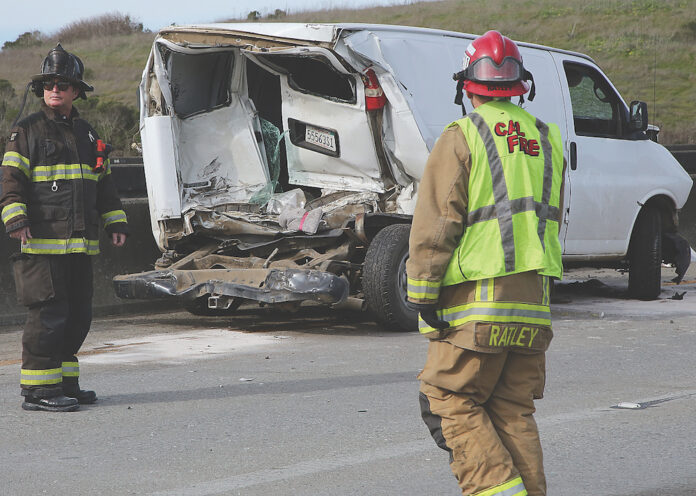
[{"left": 1, "top": 0, "right": 694, "bottom": 155}]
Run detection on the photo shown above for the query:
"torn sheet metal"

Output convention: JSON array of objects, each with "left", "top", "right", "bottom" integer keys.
[{"left": 113, "top": 267, "right": 349, "bottom": 305}]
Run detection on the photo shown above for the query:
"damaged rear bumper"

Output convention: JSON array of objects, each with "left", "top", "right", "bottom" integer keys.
[{"left": 113, "top": 268, "right": 349, "bottom": 306}]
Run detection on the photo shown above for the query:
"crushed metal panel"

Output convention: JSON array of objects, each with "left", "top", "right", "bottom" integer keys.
[
  {"left": 178, "top": 102, "right": 269, "bottom": 211},
  {"left": 250, "top": 46, "right": 385, "bottom": 193},
  {"left": 159, "top": 23, "right": 340, "bottom": 49},
  {"left": 343, "top": 29, "right": 467, "bottom": 151}
]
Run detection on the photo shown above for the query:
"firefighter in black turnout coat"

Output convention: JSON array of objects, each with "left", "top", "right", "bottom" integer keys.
[{"left": 1, "top": 44, "right": 129, "bottom": 412}]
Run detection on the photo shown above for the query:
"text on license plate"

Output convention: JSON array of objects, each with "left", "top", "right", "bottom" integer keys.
[{"left": 305, "top": 126, "right": 336, "bottom": 152}]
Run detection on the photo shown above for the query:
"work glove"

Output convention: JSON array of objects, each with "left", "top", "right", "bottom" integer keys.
[{"left": 405, "top": 301, "right": 449, "bottom": 330}]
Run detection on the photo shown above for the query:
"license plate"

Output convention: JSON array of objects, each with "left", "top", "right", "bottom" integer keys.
[{"left": 305, "top": 125, "right": 336, "bottom": 153}]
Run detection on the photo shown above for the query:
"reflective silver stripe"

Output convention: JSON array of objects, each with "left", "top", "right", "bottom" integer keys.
[
  {"left": 542, "top": 276, "right": 549, "bottom": 306},
  {"left": 445, "top": 305, "right": 549, "bottom": 322},
  {"left": 469, "top": 113, "right": 516, "bottom": 272},
  {"left": 2, "top": 203, "right": 26, "bottom": 222},
  {"left": 477, "top": 278, "right": 493, "bottom": 302},
  {"left": 480, "top": 279, "right": 488, "bottom": 301},
  {"left": 497, "top": 481, "right": 527, "bottom": 496},
  {"left": 407, "top": 282, "right": 440, "bottom": 297},
  {"left": 20, "top": 370, "right": 63, "bottom": 384},
  {"left": 418, "top": 304, "right": 551, "bottom": 330},
  {"left": 535, "top": 118, "right": 554, "bottom": 250},
  {"left": 102, "top": 211, "right": 127, "bottom": 225},
  {"left": 468, "top": 197, "right": 560, "bottom": 226},
  {"left": 62, "top": 366, "right": 79, "bottom": 376}
]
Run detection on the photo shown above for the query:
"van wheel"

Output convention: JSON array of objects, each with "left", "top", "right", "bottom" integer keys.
[
  {"left": 628, "top": 207, "right": 662, "bottom": 300},
  {"left": 184, "top": 295, "right": 244, "bottom": 316},
  {"left": 363, "top": 224, "right": 418, "bottom": 331}
]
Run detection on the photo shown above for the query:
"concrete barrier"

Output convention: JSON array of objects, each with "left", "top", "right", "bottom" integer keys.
[{"left": 0, "top": 198, "right": 177, "bottom": 326}]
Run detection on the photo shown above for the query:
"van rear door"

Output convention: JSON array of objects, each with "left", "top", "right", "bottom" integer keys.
[{"left": 248, "top": 47, "right": 388, "bottom": 193}]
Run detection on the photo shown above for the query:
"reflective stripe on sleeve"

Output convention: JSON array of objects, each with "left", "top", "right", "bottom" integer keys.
[
  {"left": 2, "top": 151, "right": 31, "bottom": 178},
  {"left": 419, "top": 301, "right": 551, "bottom": 333},
  {"left": 22, "top": 238, "right": 100, "bottom": 255},
  {"left": 473, "top": 476, "right": 527, "bottom": 496},
  {"left": 101, "top": 209, "right": 127, "bottom": 227},
  {"left": 32, "top": 163, "right": 100, "bottom": 182},
  {"left": 407, "top": 278, "right": 440, "bottom": 301},
  {"left": 62, "top": 361, "right": 80, "bottom": 378},
  {"left": 20, "top": 368, "right": 63, "bottom": 386},
  {"left": 1, "top": 202, "right": 27, "bottom": 224}
]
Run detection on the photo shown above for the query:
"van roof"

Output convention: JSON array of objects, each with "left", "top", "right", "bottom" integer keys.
[{"left": 158, "top": 22, "right": 595, "bottom": 64}]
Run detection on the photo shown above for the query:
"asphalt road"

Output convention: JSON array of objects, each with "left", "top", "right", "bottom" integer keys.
[{"left": 1, "top": 267, "right": 696, "bottom": 496}]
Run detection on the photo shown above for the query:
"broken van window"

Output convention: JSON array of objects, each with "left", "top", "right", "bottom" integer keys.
[
  {"left": 159, "top": 46, "right": 234, "bottom": 118},
  {"left": 264, "top": 55, "right": 355, "bottom": 103}
]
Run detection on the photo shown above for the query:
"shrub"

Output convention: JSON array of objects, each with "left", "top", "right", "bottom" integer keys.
[
  {"left": 2, "top": 31, "right": 43, "bottom": 50},
  {"left": 52, "top": 13, "right": 145, "bottom": 43}
]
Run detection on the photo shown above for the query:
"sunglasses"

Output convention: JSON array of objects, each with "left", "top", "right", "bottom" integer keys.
[{"left": 43, "top": 80, "right": 72, "bottom": 91}]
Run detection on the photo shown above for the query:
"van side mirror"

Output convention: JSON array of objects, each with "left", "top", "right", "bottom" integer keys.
[{"left": 628, "top": 101, "right": 648, "bottom": 132}]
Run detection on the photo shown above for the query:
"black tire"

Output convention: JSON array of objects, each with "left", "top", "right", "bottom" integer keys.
[
  {"left": 184, "top": 295, "right": 244, "bottom": 316},
  {"left": 628, "top": 207, "right": 662, "bottom": 300},
  {"left": 363, "top": 224, "right": 418, "bottom": 331}
]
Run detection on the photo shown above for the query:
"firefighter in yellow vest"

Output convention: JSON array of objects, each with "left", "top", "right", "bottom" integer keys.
[{"left": 406, "top": 31, "right": 565, "bottom": 496}]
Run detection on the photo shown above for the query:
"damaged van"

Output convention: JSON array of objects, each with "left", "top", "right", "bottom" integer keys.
[{"left": 114, "top": 23, "right": 692, "bottom": 331}]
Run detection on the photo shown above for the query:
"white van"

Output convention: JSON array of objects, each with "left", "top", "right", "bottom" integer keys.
[{"left": 114, "top": 23, "right": 692, "bottom": 330}]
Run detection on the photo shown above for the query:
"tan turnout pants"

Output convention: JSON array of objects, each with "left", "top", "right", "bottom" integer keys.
[{"left": 419, "top": 339, "right": 547, "bottom": 496}]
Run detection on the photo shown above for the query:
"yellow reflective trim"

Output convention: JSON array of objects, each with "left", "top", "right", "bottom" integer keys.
[
  {"left": 2, "top": 202, "right": 27, "bottom": 223},
  {"left": 2, "top": 151, "right": 31, "bottom": 178},
  {"left": 32, "top": 163, "right": 99, "bottom": 182},
  {"left": 22, "top": 237, "right": 100, "bottom": 255},
  {"left": 62, "top": 361, "right": 80, "bottom": 378},
  {"left": 407, "top": 278, "right": 440, "bottom": 288},
  {"left": 62, "top": 361, "right": 80, "bottom": 376},
  {"left": 473, "top": 476, "right": 527, "bottom": 496},
  {"left": 20, "top": 368, "right": 63, "bottom": 386},
  {"left": 407, "top": 277, "right": 440, "bottom": 300},
  {"left": 419, "top": 301, "right": 551, "bottom": 333},
  {"left": 101, "top": 209, "right": 128, "bottom": 226}
]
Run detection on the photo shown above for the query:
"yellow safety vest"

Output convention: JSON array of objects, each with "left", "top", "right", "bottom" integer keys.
[{"left": 442, "top": 100, "right": 564, "bottom": 285}]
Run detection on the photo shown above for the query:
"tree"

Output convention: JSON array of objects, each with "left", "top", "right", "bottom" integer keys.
[{"left": 247, "top": 10, "right": 261, "bottom": 21}]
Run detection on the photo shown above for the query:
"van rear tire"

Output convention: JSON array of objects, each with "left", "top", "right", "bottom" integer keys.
[
  {"left": 363, "top": 224, "right": 418, "bottom": 332},
  {"left": 628, "top": 207, "right": 662, "bottom": 300}
]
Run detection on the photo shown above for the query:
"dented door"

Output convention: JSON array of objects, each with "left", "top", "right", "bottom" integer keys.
[{"left": 249, "top": 48, "right": 386, "bottom": 193}]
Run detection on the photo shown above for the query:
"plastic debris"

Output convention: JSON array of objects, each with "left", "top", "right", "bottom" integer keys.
[
  {"left": 615, "top": 402, "right": 642, "bottom": 409},
  {"left": 239, "top": 377, "right": 255, "bottom": 382}
]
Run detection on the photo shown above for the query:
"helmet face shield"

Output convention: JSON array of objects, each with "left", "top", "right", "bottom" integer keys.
[{"left": 468, "top": 56, "right": 523, "bottom": 84}]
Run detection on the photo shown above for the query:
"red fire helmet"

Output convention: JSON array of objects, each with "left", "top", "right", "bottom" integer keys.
[{"left": 458, "top": 30, "right": 530, "bottom": 97}]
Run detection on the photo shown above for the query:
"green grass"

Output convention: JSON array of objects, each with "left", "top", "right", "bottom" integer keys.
[{"left": 1, "top": 0, "right": 694, "bottom": 150}]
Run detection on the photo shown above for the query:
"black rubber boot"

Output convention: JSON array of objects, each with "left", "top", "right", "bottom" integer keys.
[
  {"left": 22, "top": 394, "right": 79, "bottom": 412},
  {"left": 63, "top": 379, "right": 98, "bottom": 404},
  {"left": 64, "top": 388, "right": 97, "bottom": 404}
]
